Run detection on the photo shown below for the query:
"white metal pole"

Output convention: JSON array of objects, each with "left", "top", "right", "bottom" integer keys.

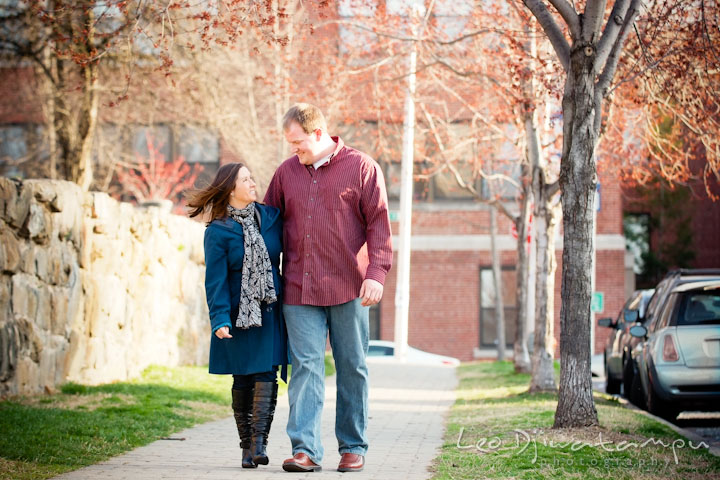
[{"left": 394, "top": 10, "right": 419, "bottom": 362}]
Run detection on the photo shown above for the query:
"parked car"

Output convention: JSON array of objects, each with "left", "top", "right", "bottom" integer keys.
[
  {"left": 597, "top": 288, "right": 654, "bottom": 394},
  {"left": 629, "top": 277, "right": 720, "bottom": 420},
  {"left": 367, "top": 340, "right": 460, "bottom": 366},
  {"left": 622, "top": 269, "right": 720, "bottom": 405}
]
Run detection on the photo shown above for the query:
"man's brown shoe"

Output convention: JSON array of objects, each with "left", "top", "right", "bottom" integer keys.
[
  {"left": 282, "top": 453, "right": 322, "bottom": 472},
  {"left": 337, "top": 453, "right": 364, "bottom": 472}
]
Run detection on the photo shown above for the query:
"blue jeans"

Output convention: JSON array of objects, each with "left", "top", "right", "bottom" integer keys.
[{"left": 283, "top": 299, "right": 369, "bottom": 464}]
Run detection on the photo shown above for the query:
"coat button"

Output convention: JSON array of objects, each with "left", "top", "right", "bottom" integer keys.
[{"left": 266, "top": 307, "right": 272, "bottom": 312}]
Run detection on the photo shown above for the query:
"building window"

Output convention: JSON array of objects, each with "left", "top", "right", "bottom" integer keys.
[
  {"left": 335, "top": 117, "right": 524, "bottom": 204},
  {"left": 431, "top": 163, "right": 477, "bottom": 201},
  {"left": 428, "top": 0, "right": 473, "bottom": 44},
  {"left": 93, "top": 123, "right": 219, "bottom": 203},
  {"left": 479, "top": 160, "right": 521, "bottom": 200},
  {"left": 133, "top": 125, "right": 172, "bottom": 162},
  {"left": 479, "top": 267, "right": 517, "bottom": 348},
  {"left": 0, "top": 125, "right": 29, "bottom": 178},
  {"left": 337, "top": 0, "right": 378, "bottom": 60},
  {"left": 0, "top": 124, "right": 48, "bottom": 179},
  {"left": 176, "top": 126, "right": 220, "bottom": 185},
  {"left": 623, "top": 213, "right": 650, "bottom": 275},
  {"left": 383, "top": 160, "right": 431, "bottom": 202}
]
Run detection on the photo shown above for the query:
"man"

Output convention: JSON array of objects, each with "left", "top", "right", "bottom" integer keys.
[{"left": 264, "top": 103, "right": 392, "bottom": 473}]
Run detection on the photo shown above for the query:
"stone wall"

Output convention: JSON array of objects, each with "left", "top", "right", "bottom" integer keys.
[{"left": 0, "top": 177, "right": 209, "bottom": 396}]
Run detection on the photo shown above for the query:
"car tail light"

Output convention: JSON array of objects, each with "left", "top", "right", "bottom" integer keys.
[{"left": 662, "top": 335, "right": 679, "bottom": 362}]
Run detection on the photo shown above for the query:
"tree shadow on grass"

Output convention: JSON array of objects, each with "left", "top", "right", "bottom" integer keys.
[
  {"left": 457, "top": 390, "right": 558, "bottom": 406},
  {"left": 0, "top": 382, "right": 226, "bottom": 469}
]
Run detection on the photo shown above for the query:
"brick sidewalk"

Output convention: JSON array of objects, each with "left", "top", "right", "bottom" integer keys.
[{"left": 53, "top": 360, "right": 458, "bottom": 480}]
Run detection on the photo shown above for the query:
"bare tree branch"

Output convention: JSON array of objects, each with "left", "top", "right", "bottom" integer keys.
[
  {"left": 430, "top": 54, "right": 516, "bottom": 99},
  {"left": 581, "top": 0, "right": 608, "bottom": 43},
  {"left": 427, "top": 70, "right": 511, "bottom": 139},
  {"left": 596, "top": 0, "right": 642, "bottom": 97},
  {"left": 522, "top": 0, "right": 571, "bottom": 70},
  {"left": 547, "top": 0, "right": 581, "bottom": 39},
  {"left": 546, "top": 180, "right": 561, "bottom": 197},
  {"left": 595, "top": 0, "right": 631, "bottom": 73}
]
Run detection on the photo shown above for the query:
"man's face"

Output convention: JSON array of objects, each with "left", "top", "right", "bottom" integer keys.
[{"left": 284, "top": 121, "right": 322, "bottom": 166}]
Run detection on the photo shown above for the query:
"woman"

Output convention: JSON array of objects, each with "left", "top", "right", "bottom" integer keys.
[{"left": 187, "top": 163, "right": 288, "bottom": 469}]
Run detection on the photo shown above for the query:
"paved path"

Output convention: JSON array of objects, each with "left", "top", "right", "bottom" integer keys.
[{"left": 54, "top": 359, "right": 458, "bottom": 480}]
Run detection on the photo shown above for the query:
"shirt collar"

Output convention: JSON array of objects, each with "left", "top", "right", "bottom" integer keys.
[
  {"left": 312, "top": 137, "right": 344, "bottom": 170},
  {"left": 313, "top": 152, "right": 332, "bottom": 170}
]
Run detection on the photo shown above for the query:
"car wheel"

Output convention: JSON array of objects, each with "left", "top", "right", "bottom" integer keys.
[
  {"left": 646, "top": 380, "right": 679, "bottom": 421},
  {"left": 629, "top": 368, "right": 646, "bottom": 409},
  {"left": 622, "top": 358, "right": 634, "bottom": 399},
  {"left": 606, "top": 369, "right": 621, "bottom": 394}
]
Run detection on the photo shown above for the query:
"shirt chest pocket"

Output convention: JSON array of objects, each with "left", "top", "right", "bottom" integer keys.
[{"left": 322, "top": 186, "right": 358, "bottom": 210}]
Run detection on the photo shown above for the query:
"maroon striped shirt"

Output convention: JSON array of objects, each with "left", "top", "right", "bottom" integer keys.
[{"left": 263, "top": 137, "right": 393, "bottom": 306}]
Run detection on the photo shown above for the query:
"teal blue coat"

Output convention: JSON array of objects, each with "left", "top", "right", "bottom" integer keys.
[{"left": 204, "top": 203, "right": 288, "bottom": 379}]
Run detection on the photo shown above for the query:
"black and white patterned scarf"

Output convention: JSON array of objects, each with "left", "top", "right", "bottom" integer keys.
[{"left": 227, "top": 203, "right": 277, "bottom": 329}]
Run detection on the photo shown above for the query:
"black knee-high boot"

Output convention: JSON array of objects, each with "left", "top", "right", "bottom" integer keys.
[
  {"left": 231, "top": 387, "right": 256, "bottom": 468},
  {"left": 250, "top": 381, "right": 278, "bottom": 465}
]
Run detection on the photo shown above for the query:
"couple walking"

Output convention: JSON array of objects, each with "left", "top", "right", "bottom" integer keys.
[{"left": 187, "top": 103, "right": 393, "bottom": 472}]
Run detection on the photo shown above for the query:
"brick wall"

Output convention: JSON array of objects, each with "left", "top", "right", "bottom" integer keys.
[{"left": 379, "top": 209, "right": 627, "bottom": 362}]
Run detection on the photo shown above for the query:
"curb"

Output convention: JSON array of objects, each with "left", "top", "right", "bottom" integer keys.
[{"left": 599, "top": 389, "right": 720, "bottom": 458}]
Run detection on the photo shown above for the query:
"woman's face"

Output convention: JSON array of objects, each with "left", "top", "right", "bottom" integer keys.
[{"left": 231, "top": 166, "right": 257, "bottom": 207}]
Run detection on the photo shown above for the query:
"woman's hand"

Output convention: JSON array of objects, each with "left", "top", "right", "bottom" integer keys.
[{"left": 215, "top": 326, "right": 233, "bottom": 339}]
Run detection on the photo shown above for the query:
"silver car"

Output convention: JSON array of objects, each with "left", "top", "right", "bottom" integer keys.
[
  {"left": 630, "top": 279, "right": 720, "bottom": 420},
  {"left": 367, "top": 340, "right": 460, "bottom": 366},
  {"left": 597, "top": 289, "right": 654, "bottom": 394}
]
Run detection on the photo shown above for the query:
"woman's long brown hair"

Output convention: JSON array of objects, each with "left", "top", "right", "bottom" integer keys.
[{"left": 186, "top": 162, "right": 244, "bottom": 223}]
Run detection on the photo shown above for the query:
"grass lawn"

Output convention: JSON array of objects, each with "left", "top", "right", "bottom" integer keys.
[
  {"left": 432, "top": 361, "right": 720, "bottom": 480},
  {"left": 0, "top": 357, "right": 334, "bottom": 480}
]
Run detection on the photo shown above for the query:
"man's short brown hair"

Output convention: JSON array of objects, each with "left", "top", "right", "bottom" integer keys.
[{"left": 283, "top": 103, "right": 327, "bottom": 134}]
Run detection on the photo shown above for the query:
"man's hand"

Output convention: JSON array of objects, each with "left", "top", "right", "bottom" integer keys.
[{"left": 359, "top": 279, "right": 384, "bottom": 307}]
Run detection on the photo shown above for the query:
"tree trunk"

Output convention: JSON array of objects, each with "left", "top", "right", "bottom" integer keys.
[
  {"left": 553, "top": 48, "right": 599, "bottom": 428},
  {"left": 490, "top": 207, "right": 505, "bottom": 361},
  {"left": 513, "top": 173, "right": 531, "bottom": 373},
  {"left": 513, "top": 20, "right": 537, "bottom": 375},
  {"left": 526, "top": 93, "right": 559, "bottom": 391},
  {"left": 51, "top": 9, "right": 98, "bottom": 191},
  {"left": 55, "top": 59, "right": 73, "bottom": 182},
  {"left": 76, "top": 61, "right": 98, "bottom": 191},
  {"left": 530, "top": 182, "right": 559, "bottom": 392},
  {"left": 41, "top": 15, "right": 58, "bottom": 181}
]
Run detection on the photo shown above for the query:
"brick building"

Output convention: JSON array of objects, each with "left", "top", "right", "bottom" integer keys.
[
  {"left": 369, "top": 171, "right": 628, "bottom": 362},
  {"left": 0, "top": 1, "right": 633, "bottom": 363}
]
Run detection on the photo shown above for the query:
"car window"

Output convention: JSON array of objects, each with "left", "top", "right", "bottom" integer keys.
[
  {"left": 644, "top": 278, "right": 672, "bottom": 328},
  {"left": 368, "top": 346, "right": 394, "bottom": 356},
  {"left": 638, "top": 290, "right": 654, "bottom": 319},
  {"left": 677, "top": 290, "right": 720, "bottom": 326},
  {"left": 626, "top": 291, "right": 643, "bottom": 311},
  {"left": 615, "top": 310, "right": 624, "bottom": 326},
  {"left": 654, "top": 293, "right": 678, "bottom": 331}
]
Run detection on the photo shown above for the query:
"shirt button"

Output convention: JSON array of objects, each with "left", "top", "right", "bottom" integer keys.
[
  {"left": 308, "top": 215, "right": 311, "bottom": 219},
  {"left": 306, "top": 234, "right": 310, "bottom": 238},
  {"left": 313, "top": 180, "right": 317, "bottom": 183},
  {"left": 310, "top": 197, "right": 314, "bottom": 201},
  {"left": 304, "top": 272, "right": 309, "bottom": 276},
  {"left": 306, "top": 254, "right": 309, "bottom": 257}
]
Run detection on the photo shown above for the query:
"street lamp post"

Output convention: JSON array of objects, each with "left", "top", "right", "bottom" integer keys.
[{"left": 394, "top": 4, "right": 423, "bottom": 362}]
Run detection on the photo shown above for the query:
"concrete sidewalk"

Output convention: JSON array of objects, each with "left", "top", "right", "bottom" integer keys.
[{"left": 53, "top": 359, "right": 458, "bottom": 480}]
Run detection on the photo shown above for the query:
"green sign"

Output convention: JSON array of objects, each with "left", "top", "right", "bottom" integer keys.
[
  {"left": 591, "top": 292, "right": 604, "bottom": 313},
  {"left": 389, "top": 211, "right": 398, "bottom": 222}
]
